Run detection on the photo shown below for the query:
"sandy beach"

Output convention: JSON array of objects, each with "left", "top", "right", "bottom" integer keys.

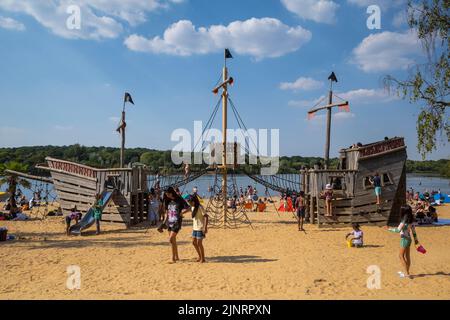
[{"left": 1, "top": 202, "right": 449, "bottom": 300}]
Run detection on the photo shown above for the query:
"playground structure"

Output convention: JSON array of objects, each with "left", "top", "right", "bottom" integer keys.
[
  {"left": 300, "top": 137, "right": 407, "bottom": 227},
  {"left": 35, "top": 157, "right": 149, "bottom": 225},
  {"left": 1, "top": 50, "right": 408, "bottom": 229}
]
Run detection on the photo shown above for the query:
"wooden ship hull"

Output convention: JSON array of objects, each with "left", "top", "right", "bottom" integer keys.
[
  {"left": 302, "top": 137, "right": 407, "bottom": 227},
  {"left": 38, "top": 157, "right": 149, "bottom": 226}
]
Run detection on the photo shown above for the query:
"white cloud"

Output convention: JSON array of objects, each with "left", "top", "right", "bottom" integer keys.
[
  {"left": 351, "top": 31, "right": 422, "bottom": 72},
  {"left": 281, "top": 0, "right": 339, "bottom": 24},
  {"left": 280, "top": 77, "right": 323, "bottom": 91},
  {"left": 307, "top": 112, "right": 356, "bottom": 124},
  {"left": 125, "top": 18, "right": 312, "bottom": 59},
  {"left": 0, "top": 126, "right": 25, "bottom": 135},
  {"left": 392, "top": 10, "right": 408, "bottom": 28},
  {"left": 337, "top": 88, "right": 398, "bottom": 103},
  {"left": 290, "top": 88, "right": 398, "bottom": 108},
  {"left": 288, "top": 95, "right": 326, "bottom": 108},
  {"left": 0, "top": 16, "right": 25, "bottom": 31},
  {"left": 0, "top": 0, "right": 183, "bottom": 40},
  {"left": 54, "top": 125, "right": 74, "bottom": 131},
  {"left": 347, "top": 0, "right": 405, "bottom": 9}
]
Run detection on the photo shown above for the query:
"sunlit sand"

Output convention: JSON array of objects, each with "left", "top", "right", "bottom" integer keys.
[{"left": 1, "top": 201, "right": 449, "bottom": 300}]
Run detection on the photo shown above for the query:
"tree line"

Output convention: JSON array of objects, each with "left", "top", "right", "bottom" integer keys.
[{"left": 0, "top": 145, "right": 448, "bottom": 177}]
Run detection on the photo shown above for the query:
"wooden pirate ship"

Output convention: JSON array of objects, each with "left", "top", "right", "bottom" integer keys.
[
  {"left": 301, "top": 137, "right": 407, "bottom": 227},
  {"left": 36, "top": 157, "right": 149, "bottom": 226}
]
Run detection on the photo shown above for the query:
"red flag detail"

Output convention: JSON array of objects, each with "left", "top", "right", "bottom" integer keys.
[
  {"left": 307, "top": 112, "right": 316, "bottom": 120},
  {"left": 338, "top": 103, "right": 350, "bottom": 112}
]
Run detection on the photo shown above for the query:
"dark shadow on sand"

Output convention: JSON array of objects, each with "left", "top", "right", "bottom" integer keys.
[
  {"left": 361, "top": 245, "right": 384, "bottom": 248},
  {"left": 411, "top": 272, "right": 450, "bottom": 279},
  {"left": 207, "top": 255, "right": 277, "bottom": 264}
]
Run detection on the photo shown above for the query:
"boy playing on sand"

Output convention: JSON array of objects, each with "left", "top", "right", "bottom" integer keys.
[
  {"left": 188, "top": 194, "right": 209, "bottom": 263},
  {"left": 345, "top": 223, "right": 364, "bottom": 247},
  {"left": 65, "top": 206, "right": 82, "bottom": 236}
]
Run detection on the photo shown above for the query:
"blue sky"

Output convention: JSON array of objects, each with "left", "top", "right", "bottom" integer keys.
[{"left": 0, "top": 0, "right": 448, "bottom": 161}]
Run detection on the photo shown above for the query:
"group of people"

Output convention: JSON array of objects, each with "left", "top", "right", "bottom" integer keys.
[
  {"left": 2, "top": 190, "right": 42, "bottom": 212},
  {"left": 407, "top": 188, "right": 445, "bottom": 204},
  {"left": 60, "top": 179, "right": 434, "bottom": 277},
  {"left": 156, "top": 187, "right": 209, "bottom": 264},
  {"left": 405, "top": 188, "right": 440, "bottom": 225},
  {"left": 344, "top": 204, "right": 424, "bottom": 279}
]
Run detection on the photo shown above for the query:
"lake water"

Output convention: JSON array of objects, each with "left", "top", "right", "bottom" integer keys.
[{"left": 2, "top": 174, "right": 449, "bottom": 201}]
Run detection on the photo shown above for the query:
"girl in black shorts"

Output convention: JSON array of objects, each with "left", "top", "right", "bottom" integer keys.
[{"left": 159, "top": 187, "right": 190, "bottom": 263}]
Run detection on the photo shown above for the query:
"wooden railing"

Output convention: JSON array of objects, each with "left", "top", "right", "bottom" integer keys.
[{"left": 359, "top": 137, "right": 405, "bottom": 159}]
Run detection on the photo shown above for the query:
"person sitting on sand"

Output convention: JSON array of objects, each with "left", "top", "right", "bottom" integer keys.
[
  {"left": 345, "top": 223, "right": 364, "bottom": 247},
  {"left": 387, "top": 205, "right": 419, "bottom": 279},
  {"left": 65, "top": 206, "right": 82, "bottom": 236},
  {"left": 93, "top": 193, "right": 103, "bottom": 235},
  {"left": 158, "top": 187, "right": 190, "bottom": 263},
  {"left": 187, "top": 194, "right": 209, "bottom": 263}
]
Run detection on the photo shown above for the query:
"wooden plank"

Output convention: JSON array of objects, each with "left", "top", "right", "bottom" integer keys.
[
  {"left": 57, "top": 191, "right": 95, "bottom": 205},
  {"left": 53, "top": 181, "right": 96, "bottom": 197},
  {"left": 51, "top": 172, "right": 97, "bottom": 190}
]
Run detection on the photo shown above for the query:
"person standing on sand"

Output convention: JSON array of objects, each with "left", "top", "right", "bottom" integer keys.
[
  {"left": 387, "top": 205, "right": 420, "bottom": 279},
  {"left": 188, "top": 194, "right": 209, "bottom": 263},
  {"left": 148, "top": 188, "right": 161, "bottom": 226},
  {"left": 322, "top": 184, "right": 333, "bottom": 217},
  {"left": 158, "top": 187, "right": 190, "bottom": 263},
  {"left": 295, "top": 191, "right": 306, "bottom": 231},
  {"left": 93, "top": 193, "right": 103, "bottom": 235}
]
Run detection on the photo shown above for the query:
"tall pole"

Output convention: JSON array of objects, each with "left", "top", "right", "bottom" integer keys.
[
  {"left": 324, "top": 81, "right": 333, "bottom": 169},
  {"left": 222, "top": 63, "right": 228, "bottom": 226},
  {"left": 120, "top": 102, "right": 126, "bottom": 168}
]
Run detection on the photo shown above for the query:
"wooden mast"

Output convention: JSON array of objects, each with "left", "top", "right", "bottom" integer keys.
[
  {"left": 324, "top": 80, "right": 333, "bottom": 169},
  {"left": 222, "top": 52, "right": 229, "bottom": 226},
  {"left": 120, "top": 101, "right": 126, "bottom": 168},
  {"left": 308, "top": 72, "right": 348, "bottom": 169}
]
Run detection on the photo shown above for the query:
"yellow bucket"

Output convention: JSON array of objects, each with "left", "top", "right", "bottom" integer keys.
[{"left": 347, "top": 239, "right": 353, "bottom": 248}]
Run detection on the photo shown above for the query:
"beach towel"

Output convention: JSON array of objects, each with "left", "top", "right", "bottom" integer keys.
[
  {"left": 416, "top": 219, "right": 450, "bottom": 227},
  {"left": 433, "top": 219, "right": 450, "bottom": 226}
]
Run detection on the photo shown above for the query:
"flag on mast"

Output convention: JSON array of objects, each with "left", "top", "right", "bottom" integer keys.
[
  {"left": 339, "top": 102, "right": 350, "bottom": 112},
  {"left": 225, "top": 48, "right": 233, "bottom": 59},
  {"left": 307, "top": 112, "right": 316, "bottom": 120},
  {"left": 124, "top": 92, "right": 134, "bottom": 105},
  {"left": 328, "top": 72, "right": 338, "bottom": 83}
]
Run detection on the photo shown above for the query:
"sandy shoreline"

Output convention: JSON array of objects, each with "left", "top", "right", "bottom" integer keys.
[{"left": 1, "top": 202, "right": 449, "bottom": 300}]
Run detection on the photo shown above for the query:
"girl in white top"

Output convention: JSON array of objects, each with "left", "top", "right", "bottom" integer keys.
[{"left": 346, "top": 223, "right": 364, "bottom": 247}]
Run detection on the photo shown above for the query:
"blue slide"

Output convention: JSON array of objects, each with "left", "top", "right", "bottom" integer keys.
[{"left": 69, "top": 190, "right": 114, "bottom": 235}]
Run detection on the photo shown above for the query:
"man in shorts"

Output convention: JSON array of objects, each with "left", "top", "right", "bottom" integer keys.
[{"left": 295, "top": 191, "right": 306, "bottom": 231}]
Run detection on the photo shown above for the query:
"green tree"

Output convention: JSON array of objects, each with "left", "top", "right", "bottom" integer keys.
[{"left": 384, "top": 0, "right": 449, "bottom": 158}]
